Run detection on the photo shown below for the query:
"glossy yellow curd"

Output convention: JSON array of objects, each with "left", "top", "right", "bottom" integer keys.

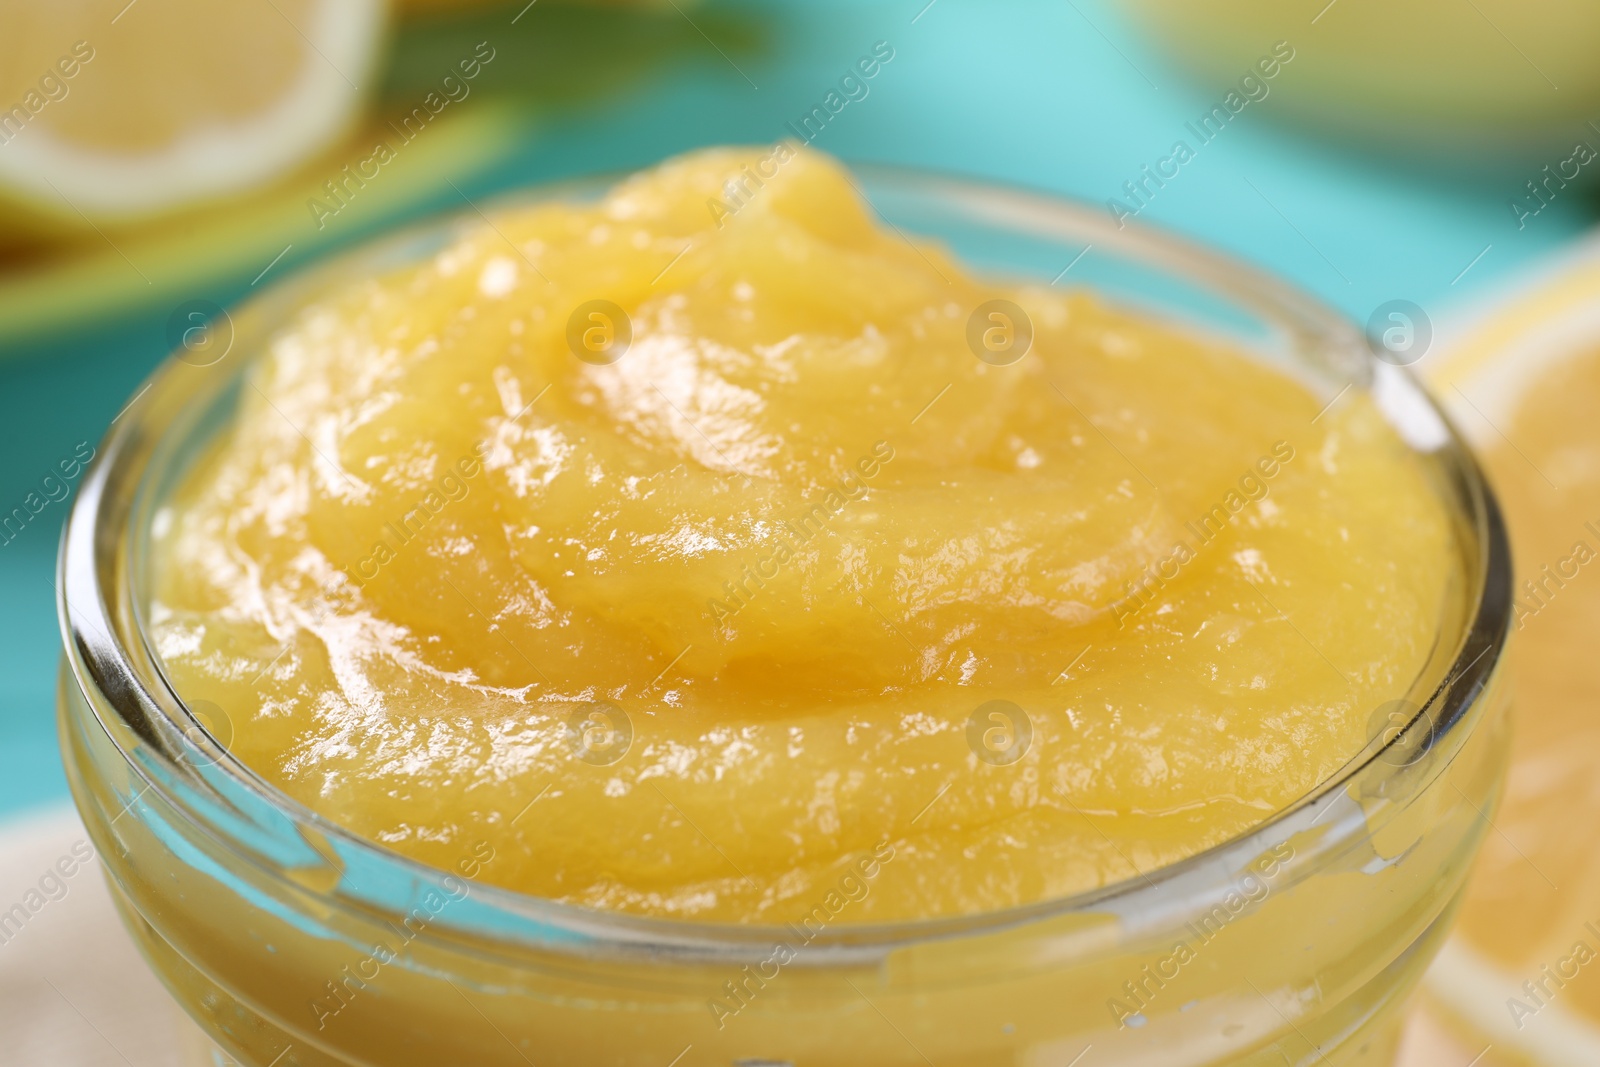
[{"left": 150, "top": 147, "right": 1456, "bottom": 926}]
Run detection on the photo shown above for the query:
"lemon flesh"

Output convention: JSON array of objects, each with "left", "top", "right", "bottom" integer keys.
[
  {"left": 0, "top": 0, "right": 382, "bottom": 232},
  {"left": 1431, "top": 341, "right": 1600, "bottom": 1062}
]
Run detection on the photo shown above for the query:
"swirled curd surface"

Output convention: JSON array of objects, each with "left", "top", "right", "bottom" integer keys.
[{"left": 151, "top": 148, "right": 1456, "bottom": 922}]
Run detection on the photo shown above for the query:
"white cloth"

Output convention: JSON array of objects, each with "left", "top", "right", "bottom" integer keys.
[{"left": 0, "top": 806, "right": 206, "bottom": 1067}]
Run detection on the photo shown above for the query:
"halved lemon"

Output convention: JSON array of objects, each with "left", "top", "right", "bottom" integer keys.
[
  {"left": 1420, "top": 242, "right": 1600, "bottom": 1066},
  {"left": 0, "top": 0, "right": 386, "bottom": 239}
]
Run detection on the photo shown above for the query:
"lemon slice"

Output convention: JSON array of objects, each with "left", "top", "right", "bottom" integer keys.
[
  {"left": 0, "top": 0, "right": 385, "bottom": 235},
  {"left": 1421, "top": 245, "right": 1600, "bottom": 1066}
]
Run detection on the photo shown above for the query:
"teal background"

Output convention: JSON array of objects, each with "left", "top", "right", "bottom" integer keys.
[{"left": 0, "top": 0, "right": 1591, "bottom": 820}]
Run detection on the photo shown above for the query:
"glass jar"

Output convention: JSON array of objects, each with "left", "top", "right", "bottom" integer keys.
[{"left": 56, "top": 166, "right": 1512, "bottom": 1067}]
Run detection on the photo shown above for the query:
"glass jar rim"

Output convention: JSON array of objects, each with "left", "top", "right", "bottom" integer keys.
[{"left": 57, "top": 161, "right": 1512, "bottom": 962}]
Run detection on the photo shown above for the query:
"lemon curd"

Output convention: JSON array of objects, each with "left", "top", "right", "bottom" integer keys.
[
  {"left": 57, "top": 151, "right": 1514, "bottom": 1067},
  {"left": 147, "top": 149, "right": 1456, "bottom": 927}
]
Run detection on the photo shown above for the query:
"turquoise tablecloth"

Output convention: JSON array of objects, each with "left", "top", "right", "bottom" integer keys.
[{"left": 0, "top": 0, "right": 1586, "bottom": 819}]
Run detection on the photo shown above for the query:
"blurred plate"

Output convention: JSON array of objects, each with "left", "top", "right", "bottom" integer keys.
[{"left": 0, "top": 102, "right": 531, "bottom": 353}]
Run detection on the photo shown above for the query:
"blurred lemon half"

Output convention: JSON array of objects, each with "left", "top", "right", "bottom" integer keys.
[
  {"left": 0, "top": 0, "right": 386, "bottom": 239},
  {"left": 1117, "top": 0, "right": 1600, "bottom": 167},
  {"left": 1424, "top": 244, "right": 1600, "bottom": 1066}
]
